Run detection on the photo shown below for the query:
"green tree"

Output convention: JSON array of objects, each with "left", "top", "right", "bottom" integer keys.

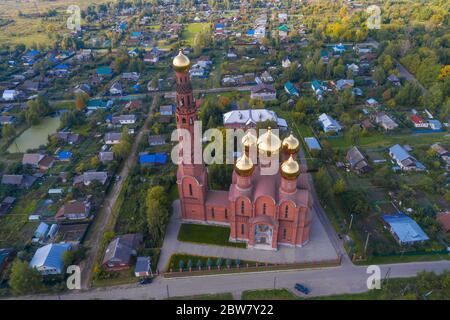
[{"left": 9, "top": 260, "right": 43, "bottom": 296}]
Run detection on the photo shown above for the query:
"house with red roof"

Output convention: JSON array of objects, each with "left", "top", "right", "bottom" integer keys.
[{"left": 410, "top": 115, "right": 429, "bottom": 128}]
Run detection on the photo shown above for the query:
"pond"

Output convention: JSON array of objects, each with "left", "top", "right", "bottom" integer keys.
[{"left": 7, "top": 116, "right": 61, "bottom": 153}]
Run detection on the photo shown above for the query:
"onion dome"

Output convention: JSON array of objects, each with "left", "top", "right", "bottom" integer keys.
[
  {"left": 235, "top": 153, "right": 255, "bottom": 177},
  {"left": 280, "top": 154, "right": 300, "bottom": 180},
  {"left": 257, "top": 127, "right": 281, "bottom": 155},
  {"left": 282, "top": 133, "right": 300, "bottom": 154},
  {"left": 173, "top": 49, "right": 190, "bottom": 72},
  {"left": 241, "top": 131, "right": 257, "bottom": 150}
]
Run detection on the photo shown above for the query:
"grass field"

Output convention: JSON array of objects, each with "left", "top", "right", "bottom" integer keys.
[
  {"left": 324, "top": 131, "right": 448, "bottom": 150},
  {"left": 242, "top": 289, "right": 300, "bottom": 300},
  {"left": 177, "top": 223, "right": 247, "bottom": 248},
  {"left": 169, "top": 293, "right": 234, "bottom": 300},
  {"left": 181, "top": 22, "right": 211, "bottom": 45}
]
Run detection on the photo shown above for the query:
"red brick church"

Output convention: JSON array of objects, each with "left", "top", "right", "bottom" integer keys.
[{"left": 173, "top": 50, "right": 313, "bottom": 250}]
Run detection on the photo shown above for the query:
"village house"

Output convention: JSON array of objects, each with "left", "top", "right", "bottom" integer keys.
[
  {"left": 387, "top": 74, "right": 401, "bottom": 86},
  {"left": 124, "top": 100, "right": 142, "bottom": 111},
  {"left": 22, "top": 154, "right": 54, "bottom": 171},
  {"left": 0, "top": 115, "right": 16, "bottom": 125},
  {"left": 56, "top": 199, "right": 91, "bottom": 220},
  {"left": 346, "top": 146, "right": 370, "bottom": 173},
  {"left": 365, "top": 98, "right": 379, "bottom": 108},
  {"left": 73, "top": 171, "right": 108, "bottom": 186},
  {"left": 0, "top": 197, "right": 15, "bottom": 216},
  {"left": 318, "top": 113, "right": 342, "bottom": 133},
  {"left": 122, "top": 72, "right": 140, "bottom": 82},
  {"left": 410, "top": 115, "right": 428, "bottom": 128},
  {"left": 99, "top": 151, "right": 114, "bottom": 163},
  {"left": 112, "top": 114, "right": 137, "bottom": 125},
  {"left": 282, "top": 56, "right": 291, "bottom": 68},
  {"left": 335, "top": 79, "right": 354, "bottom": 91},
  {"left": 2, "top": 89, "right": 20, "bottom": 101},
  {"left": 148, "top": 134, "right": 166, "bottom": 146},
  {"left": 437, "top": 212, "right": 450, "bottom": 233},
  {"left": 55, "top": 132, "right": 81, "bottom": 145},
  {"left": 104, "top": 132, "right": 122, "bottom": 145},
  {"left": 29, "top": 243, "right": 72, "bottom": 275},
  {"left": 389, "top": 144, "right": 426, "bottom": 171},
  {"left": 284, "top": 81, "right": 299, "bottom": 97},
  {"left": 250, "top": 84, "right": 277, "bottom": 101},
  {"left": 375, "top": 112, "right": 399, "bottom": 131},
  {"left": 1, "top": 174, "right": 38, "bottom": 188},
  {"left": 382, "top": 214, "right": 429, "bottom": 245},
  {"left": 159, "top": 105, "right": 175, "bottom": 116},
  {"left": 110, "top": 82, "right": 123, "bottom": 95},
  {"left": 102, "top": 233, "right": 143, "bottom": 271}
]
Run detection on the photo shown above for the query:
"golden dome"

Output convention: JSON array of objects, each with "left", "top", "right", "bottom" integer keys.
[
  {"left": 173, "top": 49, "right": 190, "bottom": 72},
  {"left": 282, "top": 133, "right": 300, "bottom": 154},
  {"left": 235, "top": 153, "right": 254, "bottom": 177},
  {"left": 280, "top": 155, "right": 300, "bottom": 180},
  {"left": 257, "top": 127, "right": 281, "bottom": 155},
  {"left": 242, "top": 131, "right": 257, "bottom": 149}
]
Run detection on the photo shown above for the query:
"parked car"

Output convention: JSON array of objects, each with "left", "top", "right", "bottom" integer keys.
[
  {"left": 294, "top": 283, "right": 310, "bottom": 295},
  {"left": 139, "top": 277, "right": 152, "bottom": 285}
]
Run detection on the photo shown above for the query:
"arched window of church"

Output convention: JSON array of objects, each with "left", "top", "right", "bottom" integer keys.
[
  {"left": 211, "top": 207, "right": 215, "bottom": 218},
  {"left": 283, "top": 228, "right": 287, "bottom": 239},
  {"left": 187, "top": 95, "right": 190, "bottom": 106},
  {"left": 241, "top": 201, "right": 245, "bottom": 214},
  {"left": 182, "top": 117, "right": 186, "bottom": 124},
  {"left": 262, "top": 203, "right": 266, "bottom": 215},
  {"left": 241, "top": 224, "right": 245, "bottom": 235},
  {"left": 284, "top": 205, "right": 289, "bottom": 218},
  {"left": 188, "top": 184, "right": 193, "bottom": 196},
  {"left": 225, "top": 209, "right": 228, "bottom": 219}
]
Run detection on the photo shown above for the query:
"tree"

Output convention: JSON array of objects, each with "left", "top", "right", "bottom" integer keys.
[
  {"left": 146, "top": 186, "right": 170, "bottom": 247},
  {"left": 333, "top": 178, "right": 346, "bottom": 194},
  {"left": 9, "top": 260, "right": 43, "bottom": 295},
  {"left": 2, "top": 125, "right": 15, "bottom": 140},
  {"left": 75, "top": 93, "right": 88, "bottom": 111}
]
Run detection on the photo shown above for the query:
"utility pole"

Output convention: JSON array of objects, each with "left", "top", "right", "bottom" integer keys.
[
  {"left": 166, "top": 284, "right": 170, "bottom": 299},
  {"left": 364, "top": 232, "right": 370, "bottom": 255},
  {"left": 348, "top": 214, "right": 354, "bottom": 232},
  {"left": 273, "top": 276, "right": 276, "bottom": 289}
]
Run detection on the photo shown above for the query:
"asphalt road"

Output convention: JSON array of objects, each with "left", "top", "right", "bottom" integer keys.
[{"left": 17, "top": 259, "right": 450, "bottom": 300}]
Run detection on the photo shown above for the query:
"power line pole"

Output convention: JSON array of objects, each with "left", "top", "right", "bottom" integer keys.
[
  {"left": 364, "top": 232, "right": 370, "bottom": 255},
  {"left": 348, "top": 213, "right": 354, "bottom": 232},
  {"left": 166, "top": 284, "right": 170, "bottom": 299}
]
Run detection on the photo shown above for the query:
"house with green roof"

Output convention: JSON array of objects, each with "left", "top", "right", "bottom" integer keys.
[
  {"left": 284, "top": 81, "right": 299, "bottom": 97},
  {"left": 278, "top": 24, "right": 289, "bottom": 37},
  {"left": 96, "top": 67, "right": 113, "bottom": 77},
  {"left": 87, "top": 99, "right": 113, "bottom": 110}
]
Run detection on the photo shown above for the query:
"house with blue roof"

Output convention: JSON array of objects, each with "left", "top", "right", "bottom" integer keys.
[
  {"left": 318, "top": 113, "right": 342, "bottom": 133},
  {"left": 284, "top": 81, "right": 299, "bottom": 97},
  {"left": 382, "top": 213, "right": 429, "bottom": 245},
  {"left": 139, "top": 153, "right": 168, "bottom": 165},
  {"left": 332, "top": 43, "right": 346, "bottom": 54},
  {"left": 389, "top": 144, "right": 426, "bottom": 171},
  {"left": 58, "top": 151, "right": 72, "bottom": 161},
  {"left": 29, "top": 243, "right": 72, "bottom": 275},
  {"left": 246, "top": 29, "right": 255, "bottom": 37},
  {"left": 304, "top": 137, "right": 322, "bottom": 151}
]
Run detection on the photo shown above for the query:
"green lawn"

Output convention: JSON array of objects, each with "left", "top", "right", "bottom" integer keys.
[
  {"left": 181, "top": 23, "right": 211, "bottom": 45},
  {"left": 324, "top": 131, "right": 448, "bottom": 150},
  {"left": 242, "top": 289, "right": 300, "bottom": 300},
  {"left": 177, "top": 223, "right": 246, "bottom": 248},
  {"left": 169, "top": 293, "right": 234, "bottom": 300}
]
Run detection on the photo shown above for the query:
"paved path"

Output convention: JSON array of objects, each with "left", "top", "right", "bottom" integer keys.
[
  {"left": 79, "top": 95, "right": 160, "bottom": 289},
  {"left": 157, "top": 201, "right": 338, "bottom": 272}
]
